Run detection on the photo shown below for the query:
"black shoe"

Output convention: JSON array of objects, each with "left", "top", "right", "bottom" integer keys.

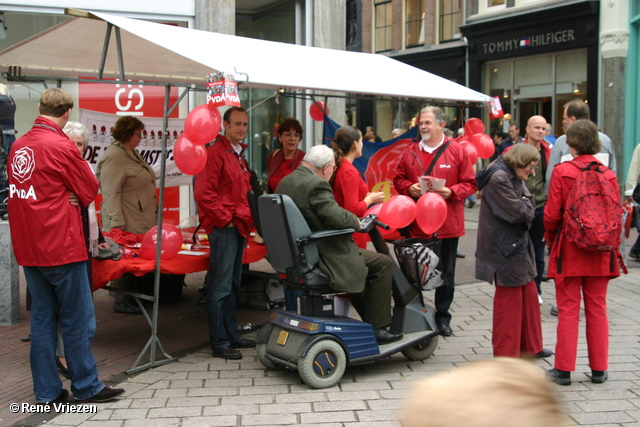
[
  {"left": 547, "top": 368, "right": 571, "bottom": 386},
  {"left": 37, "top": 389, "right": 68, "bottom": 405},
  {"left": 114, "top": 301, "right": 143, "bottom": 315},
  {"left": 437, "top": 323, "right": 453, "bottom": 336},
  {"left": 21, "top": 333, "right": 31, "bottom": 343},
  {"left": 56, "top": 357, "right": 70, "bottom": 379},
  {"left": 467, "top": 200, "right": 476, "bottom": 208},
  {"left": 534, "top": 348, "right": 554, "bottom": 358},
  {"left": 629, "top": 252, "right": 640, "bottom": 261},
  {"left": 550, "top": 306, "right": 558, "bottom": 316},
  {"left": 456, "top": 251, "right": 466, "bottom": 258},
  {"left": 374, "top": 327, "right": 403, "bottom": 344},
  {"left": 230, "top": 337, "right": 256, "bottom": 348},
  {"left": 591, "top": 370, "right": 608, "bottom": 384},
  {"left": 541, "top": 276, "right": 550, "bottom": 282},
  {"left": 76, "top": 387, "right": 125, "bottom": 403},
  {"left": 213, "top": 346, "right": 243, "bottom": 360}
]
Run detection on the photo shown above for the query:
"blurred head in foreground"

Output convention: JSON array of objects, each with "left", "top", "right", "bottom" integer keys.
[{"left": 402, "top": 358, "right": 566, "bottom": 427}]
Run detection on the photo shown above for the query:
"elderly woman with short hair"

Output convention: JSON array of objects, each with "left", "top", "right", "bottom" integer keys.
[{"left": 475, "top": 143, "right": 552, "bottom": 359}]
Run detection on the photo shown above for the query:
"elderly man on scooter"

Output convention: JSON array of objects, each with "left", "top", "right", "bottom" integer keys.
[{"left": 276, "top": 145, "right": 402, "bottom": 343}]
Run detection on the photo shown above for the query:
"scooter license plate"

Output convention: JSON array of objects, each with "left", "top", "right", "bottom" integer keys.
[{"left": 277, "top": 330, "right": 289, "bottom": 346}]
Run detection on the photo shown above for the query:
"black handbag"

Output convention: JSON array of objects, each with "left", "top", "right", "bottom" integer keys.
[{"left": 633, "top": 182, "right": 640, "bottom": 204}]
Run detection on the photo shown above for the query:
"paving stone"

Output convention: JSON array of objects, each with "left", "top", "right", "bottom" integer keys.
[
  {"left": 241, "top": 413, "right": 298, "bottom": 425},
  {"left": 313, "top": 400, "right": 366, "bottom": 412},
  {"left": 180, "top": 415, "right": 237, "bottom": 427}
]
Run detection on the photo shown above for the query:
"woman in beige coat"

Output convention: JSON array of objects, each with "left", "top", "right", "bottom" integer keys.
[{"left": 96, "top": 116, "right": 157, "bottom": 314}]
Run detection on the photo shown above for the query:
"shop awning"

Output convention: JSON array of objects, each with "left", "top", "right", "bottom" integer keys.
[{"left": 0, "top": 11, "right": 491, "bottom": 104}]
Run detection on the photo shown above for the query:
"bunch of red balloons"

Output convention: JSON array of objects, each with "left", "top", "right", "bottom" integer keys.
[
  {"left": 174, "top": 104, "right": 222, "bottom": 175},
  {"left": 458, "top": 118, "right": 494, "bottom": 160},
  {"left": 372, "top": 193, "right": 447, "bottom": 236},
  {"left": 140, "top": 224, "right": 183, "bottom": 261}
]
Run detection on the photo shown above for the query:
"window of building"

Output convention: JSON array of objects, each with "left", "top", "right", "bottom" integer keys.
[
  {"left": 375, "top": 0, "right": 393, "bottom": 52},
  {"left": 488, "top": 0, "right": 506, "bottom": 6},
  {"left": 346, "top": 0, "right": 358, "bottom": 46},
  {"left": 439, "top": 0, "right": 462, "bottom": 43},
  {"left": 485, "top": 50, "right": 587, "bottom": 138},
  {"left": 406, "top": 0, "right": 424, "bottom": 48}
]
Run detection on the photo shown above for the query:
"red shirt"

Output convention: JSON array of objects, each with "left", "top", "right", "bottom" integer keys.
[
  {"left": 393, "top": 139, "right": 477, "bottom": 239},
  {"left": 332, "top": 159, "right": 369, "bottom": 249},
  {"left": 268, "top": 159, "right": 292, "bottom": 194},
  {"left": 8, "top": 117, "right": 99, "bottom": 266}
]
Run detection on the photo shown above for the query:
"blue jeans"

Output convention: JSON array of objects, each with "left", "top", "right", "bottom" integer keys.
[
  {"left": 207, "top": 226, "right": 245, "bottom": 351},
  {"left": 24, "top": 262, "right": 104, "bottom": 402}
]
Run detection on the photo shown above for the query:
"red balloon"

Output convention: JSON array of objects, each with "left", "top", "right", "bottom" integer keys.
[
  {"left": 416, "top": 193, "right": 447, "bottom": 236},
  {"left": 464, "top": 118, "right": 485, "bottom": 137},
  {"left": 379, "top": 195, "right": 417, "bottom": 230},
  {"left": 184, "top": 105, "right": 221, "bottom": 145},
  {"left": 174, "top": 134, "right": 208, "bottom": 175},
  {"left": 364, "top": 203, "right": 397, "bottom": 238},
  {"left": 464, "top": 142, "right": 479, "bottom": 165},
  {"left": 309, "top": 101, "right": 330, "bottom": 121},
  {"left": 140, "top": 224, "right": 183, "bottom": 260},
  {"left": 470, "top": 133, "right": 495, "bottom": 159}
]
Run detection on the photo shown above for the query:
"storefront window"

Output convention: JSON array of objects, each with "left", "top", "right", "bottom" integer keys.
[
  {"left": 406, "top": 0, "right": 424, "bottom": 48},
  {"left": 440, "top": 0, "right": 462, "bottom": 43},
  {"left": 484, "top": 50, "right": 587, "bottom": 139},
  {"left": 375, "top": 0, "right": 393, "bottom": 52}
]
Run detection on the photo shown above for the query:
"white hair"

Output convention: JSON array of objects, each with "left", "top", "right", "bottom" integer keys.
[
  {"left": 303, "top": 144, "right": 334, "bottom": 169},
  {"left": 63, "top": 121, "right": 89, "bottom": 146}
]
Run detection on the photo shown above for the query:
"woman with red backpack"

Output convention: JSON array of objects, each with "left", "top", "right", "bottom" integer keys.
[{"left": 544, "top": 119, "right": 624, "bottom": 386}]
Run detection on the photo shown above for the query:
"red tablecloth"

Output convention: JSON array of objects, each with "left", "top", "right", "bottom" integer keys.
[{"left": 92, "top": 237, "right": 267, "bottom": 291}]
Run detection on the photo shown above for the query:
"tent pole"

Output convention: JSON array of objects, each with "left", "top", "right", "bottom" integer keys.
[
  {"left": 114, "top": 27, "right": 126, "bottom": 80},
  {"left": 126, "top": 83, "right": 178, "bottom": 374},
  {"left": 97, "top": 23, "right": 112, "bottom": 81}
]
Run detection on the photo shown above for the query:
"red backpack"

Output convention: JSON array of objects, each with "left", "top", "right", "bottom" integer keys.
[{"left": 562, "top": 161, "right": 622, "bottom": 252}]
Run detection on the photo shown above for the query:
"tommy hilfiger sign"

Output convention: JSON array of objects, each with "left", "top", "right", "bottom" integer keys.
[{"left": 482, "top": 29, "right": 575, "bottom": 55}]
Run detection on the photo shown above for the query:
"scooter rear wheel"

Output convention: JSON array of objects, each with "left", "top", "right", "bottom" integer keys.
[
  {"left": 298, "top": 339, "right": 346, "bottom": 389},
  {"left": 256, "top": 343, "right": 285, "bottom": 370},
  {"left": 401, "top": 335, "right": 439, "bottom": 361}
]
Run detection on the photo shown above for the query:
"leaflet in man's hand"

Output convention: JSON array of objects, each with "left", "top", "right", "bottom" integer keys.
[{"left": 419, "top": 176, "right": 446, "bottom": 194}]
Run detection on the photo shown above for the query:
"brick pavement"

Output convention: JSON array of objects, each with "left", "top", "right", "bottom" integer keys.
[{"left": 4, "top": 201, "right": 640, "bottom": 426}]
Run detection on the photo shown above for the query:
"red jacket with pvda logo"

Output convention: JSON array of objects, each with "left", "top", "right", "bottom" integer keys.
[{"left": 7, "top": 117, "right": 99, "bottom": 266}]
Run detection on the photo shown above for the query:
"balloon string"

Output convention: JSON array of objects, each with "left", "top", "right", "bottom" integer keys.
[{"left": 246, "top": 91, "right": 278, "bottom": 112}]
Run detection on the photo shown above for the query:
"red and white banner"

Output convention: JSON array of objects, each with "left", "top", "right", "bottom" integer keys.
[{"left": 78, "top": 109, "right": 190, "bottom": 187}]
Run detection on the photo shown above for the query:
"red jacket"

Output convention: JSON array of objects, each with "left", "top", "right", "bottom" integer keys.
[
  {"left": 332, "top": 158, "right": 369, "bottom": 249},
  {"left": 544, "top": 154, "right": 621, "bottom": 278},
  {"left": 194, "top": 134, "right": 253, "bottom": 238},
  {"left": 393, "top": 139, "right": 477, "bottom": 239},
  {"left": 7, "top": 117, "right": 99, "bottom": 266}
]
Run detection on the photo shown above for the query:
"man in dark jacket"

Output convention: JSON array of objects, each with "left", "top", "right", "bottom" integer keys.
[{"left": 276, "top": 145, "right": 401, "bottom": 343}]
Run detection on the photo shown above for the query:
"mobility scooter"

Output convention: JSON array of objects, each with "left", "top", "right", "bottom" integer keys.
[{"left": 251, "top": 193, "right": 441, "bottom": 389}]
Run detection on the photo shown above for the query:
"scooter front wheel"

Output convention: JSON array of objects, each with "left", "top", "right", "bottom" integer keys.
[
  {"left": 401, "top": 335, "right": 439, "bottom": 361},
  {"left": 298, "top": 339, "right": 346, "bottom": 389}
]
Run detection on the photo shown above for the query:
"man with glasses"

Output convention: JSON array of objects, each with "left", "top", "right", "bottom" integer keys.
[
  {"left": 276, "top": 145, "right": 402, "bottom": 344},
  {"left": 194, "top": 106, "right": 256, "bottom": 360},
  {"left": 503, "top": 115, "right": 552, "bottom": 306}
]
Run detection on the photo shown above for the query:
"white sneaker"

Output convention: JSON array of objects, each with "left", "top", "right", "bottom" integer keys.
[{"left": 538, "top": 294, "right": 543, "bottom": 305}]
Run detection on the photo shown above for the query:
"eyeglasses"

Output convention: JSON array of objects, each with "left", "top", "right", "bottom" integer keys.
[
  {"left": 282, "top": 132, "right": 301, "bottom": 139},
  {"left": 528, "top": 165, "right": 537, "bottom": 171},
  {"left": 325, "top": 163, "right": 337, "bottom": 171},
  {"left": 133, "top": 132, "right": 143, "bottom": 137}
]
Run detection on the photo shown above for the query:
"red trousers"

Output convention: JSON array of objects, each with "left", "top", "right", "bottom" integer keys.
[
  {"left": 554, "top": 276, "right": 609, "bottom": 372},
  {"left": 493, "top": 280, "right": 543, "bottom": 357}
]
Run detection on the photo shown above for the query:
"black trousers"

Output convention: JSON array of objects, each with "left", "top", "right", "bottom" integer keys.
[{"left": 435, "top": 237, "right": 459, "bottom": 326}]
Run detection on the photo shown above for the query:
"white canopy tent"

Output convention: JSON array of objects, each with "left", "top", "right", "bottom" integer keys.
[
  {"left": 0, "top": 10, "right": 490, "bottom": 103},
  {"left": 0, "top": 10, "right": 491, "bottom": 373}
]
